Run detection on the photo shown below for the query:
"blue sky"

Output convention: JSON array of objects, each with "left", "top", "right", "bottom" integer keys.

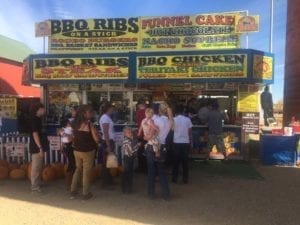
[{"left": 0, "top": 0, "right": 287, "bottom": 102}]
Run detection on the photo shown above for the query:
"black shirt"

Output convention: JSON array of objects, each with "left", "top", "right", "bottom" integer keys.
[
  {"left": 73, "top": 123, "right": 97, "bottom": 152},
  {"left": 29, "top": 116, "right": 47, "bottom": 154}
]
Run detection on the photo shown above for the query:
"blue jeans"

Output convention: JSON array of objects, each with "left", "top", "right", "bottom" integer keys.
[
  {"left": 146, "top": 145, "right": 170, "bottom": 199},
  {"left": 122, "top": 156, "right": 134, "bottom": 193},
  {"left": 172, "top": 143, "right": 189, "bottom": 183}
]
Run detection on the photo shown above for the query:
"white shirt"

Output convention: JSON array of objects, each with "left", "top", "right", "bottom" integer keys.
[
  {"left": 173, "top": 115, "right": 193, "bottom": 144},
  {"left": 99, "top": 114, "right": 115, "bottom": 140},
  {"left": 152, "top": 114, "right": 160, "bottom": 122},
  {"left": 154, "top": 115, "right": 172, "bottom": 145}
]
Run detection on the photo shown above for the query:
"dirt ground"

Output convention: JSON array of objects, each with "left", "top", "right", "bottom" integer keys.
[{"left": 0, "top": 162, "right": 300, "bottom": 225}]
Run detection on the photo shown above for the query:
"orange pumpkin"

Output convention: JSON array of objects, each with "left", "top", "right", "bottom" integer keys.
[
  {"left": 20, "top": 164, "right": 29, "bottom": 173},
  {"left": 0, "top": 166, "right": 9, "bottom": 180},
  {"left": 51, "top": 162, "right": 65, "bottom": 179},
  {"left": 89, "top": 168, "right": 98, "bottom": 183},
  {"left": 42, "top": 166, "right": 56, "bottom": 182},
  {"left": 8, "top": 163, "right": 20, "bottom": 172},
  {"left": 9, "top": 169, "right": 26, "bottom": 180},
  {"left": 0, "top": 160, "right": 9, "bottom": 168}
]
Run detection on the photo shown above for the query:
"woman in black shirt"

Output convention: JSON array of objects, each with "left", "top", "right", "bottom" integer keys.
[{"left": 70, "top": 105, "right": 100, "bottom": 200}]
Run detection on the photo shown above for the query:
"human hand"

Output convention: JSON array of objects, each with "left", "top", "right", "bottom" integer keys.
[{"left": 39, "top": 151, "right": 44, "bottom": 158}]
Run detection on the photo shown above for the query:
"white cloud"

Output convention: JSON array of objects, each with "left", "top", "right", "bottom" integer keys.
[
  {"left": 52, "top": 0, "right": 74, "bottom": 19},
  {"left": 0, "top": 0, "right": 45, "bottom": 53}
]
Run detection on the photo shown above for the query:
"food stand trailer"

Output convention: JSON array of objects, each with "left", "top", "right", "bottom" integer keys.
[
  {"left": 22, "top": 48, "right": 274, "bottom": 161},
  {"left": 21, "top": 13, "right": 277, "bottom": 163}
]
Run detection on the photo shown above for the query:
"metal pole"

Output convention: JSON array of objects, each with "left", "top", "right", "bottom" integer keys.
[
  {"left": 269, "top": 0, "right": 274, "bottom": 53},
  {"left": 246, "top": 10, "right": 249, "bottom": 49},
  {"left": 43, "top": 36, "right": 46, "bottom": 54}
]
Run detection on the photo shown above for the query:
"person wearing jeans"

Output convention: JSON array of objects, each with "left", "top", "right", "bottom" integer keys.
[
  {"left": 172, "top": 143, "right": 190, "bottom": 183},
  {"left": 143, "top": 105, "right": 172, "bottom": 200},
  {"left": 29, "top": 103, "right": 47, "bottom": 193},
  {"left": 70, "top": 105, "right": 100, "bottom": 200},
  {"left": 121, "top": 127, "right": 138, "bottom": 194},
  {"left": 146, "top": 145, "right": 170, "bottom": 200},
  {"left": 172, "top": 104, "right": 192, "bottom": 184},
  {"left": 99, "top": 102, "right": 116, "bottom": 188}
]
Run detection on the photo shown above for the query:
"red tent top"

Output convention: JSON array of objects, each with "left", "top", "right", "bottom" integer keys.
[{"left": 0, "top": 59, "right": 40, "bottom": 98}]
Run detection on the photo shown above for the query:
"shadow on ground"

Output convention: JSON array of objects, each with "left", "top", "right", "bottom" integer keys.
[{"left": 0, "top": 161, "right": 300, "bottom": 225}]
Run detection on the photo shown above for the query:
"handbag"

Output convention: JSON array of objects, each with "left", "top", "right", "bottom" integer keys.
[{"left": 106, "top": 152, "right": 118, "bottom": 168}]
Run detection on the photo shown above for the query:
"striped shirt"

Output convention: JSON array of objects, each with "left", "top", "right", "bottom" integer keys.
[{"left": 122, "top": 137, "right": 138, "bottom": 157}]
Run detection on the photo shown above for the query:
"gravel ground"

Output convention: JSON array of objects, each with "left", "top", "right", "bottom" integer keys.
[{"left": 0, "top": 163, "right": 300, "bottom": 225}]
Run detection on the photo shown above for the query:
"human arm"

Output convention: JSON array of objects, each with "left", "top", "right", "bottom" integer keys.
[
  {"left": 33, "top": 131, "right": 44, "bottom": 157},
  {"left": 188, "top": 128, "right": 192, "bottom": 149},
  {"left": 137, "top": 122, "right": 143, "bottom": 137},
  {"left": 167, "top": 107, "right": 174, "bottom": 130},
  {"left": 188, "top": 118, "right": 193, "bottom": 148},
  {"left": 90, "top": 123, "right": 100, "bottom": 145},
  {"left": 102, "top": 123, "right": 111, "bottom": 152}
]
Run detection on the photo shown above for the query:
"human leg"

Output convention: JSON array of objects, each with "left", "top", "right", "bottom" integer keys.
[
  {"left": 172, "top": 143, "right": 180, "bottom": 183},
  {"left": 70, "top": 150, "right": 83, "bottom": 194},
  {"left": 181, "top": 144, "right": 190, "bottom": 184},
  {"left": 156, "top": 161, "right": 170, "bottom": 199},
  {"left": 146, "top": 145, "right": 155, "bottom": 198},
  {"left": 82, "top": 150, "right": 95, "bottom": 196},
  {"left": 31, "top": 153, "right": 43, "bottom": 191}
]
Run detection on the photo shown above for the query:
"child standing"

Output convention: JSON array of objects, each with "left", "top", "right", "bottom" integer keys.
[
  {"left": 122, "top": 127, "right": 138, "bottom": 194},
  {"left": 138, "top": 108, "right": 160, "bottom": 158},
  {"left": 60, "top": 118, "right": 75, "bottom": 190}
]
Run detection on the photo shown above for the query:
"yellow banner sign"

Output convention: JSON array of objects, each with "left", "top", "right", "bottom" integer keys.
[
  {"left": 137, "top": 54, "right": 247, "bottom": 79},
  {"left": 140, "top": 13, "right": 241, "bottom": 50},
  {"left": 253, "top": 55, "right": 273, "bottom": 80},
  {"left": 235, "top": 15, "right": 259, "bottom": 33},
  {"left": 237, "top": 91, "right": 259, "bottom": 112},
  {"left": 48, "top": 18, "right": 139, "bottom": 53},
  {"left": 32, "top": 57, "right": 129, "bottom": 80},
  {"left": 0, "top": 98, "right": 17, "bottom": 119}
]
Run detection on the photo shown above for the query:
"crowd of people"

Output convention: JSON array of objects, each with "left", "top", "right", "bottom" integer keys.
[{"left": 28, "top": 98, "right": 228, "bottom": 201}]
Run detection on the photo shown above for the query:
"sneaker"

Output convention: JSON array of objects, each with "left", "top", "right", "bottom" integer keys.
[
  {"left": 31, "top": 188, "right": 43, "bottom": 194},
  {"left": 82, "top": 192, "right": 93, "bottom": 201}
]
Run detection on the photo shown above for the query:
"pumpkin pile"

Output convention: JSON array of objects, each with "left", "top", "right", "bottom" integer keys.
[
  {"left": 0, "top": 160, "right": 124, "bottom": 181},
  {"left": 0, "top": 160, "right": 26, "bottom": 180}
]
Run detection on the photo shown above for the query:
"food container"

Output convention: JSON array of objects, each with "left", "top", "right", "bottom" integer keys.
[{"left": 284, "top": 127, "right": 293, "bottom": 136}]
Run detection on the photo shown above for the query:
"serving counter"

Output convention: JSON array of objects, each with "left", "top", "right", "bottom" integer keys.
[{"left": 45, "top": 123, "right": 242, "bottom": 163}]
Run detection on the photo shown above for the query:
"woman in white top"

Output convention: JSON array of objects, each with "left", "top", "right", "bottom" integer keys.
[
  {"left": 99, "top": 102, "right": 116, "bottom": 188},
  {"left": 99, "top": 104, "right": 115, "bottom": 152}
]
